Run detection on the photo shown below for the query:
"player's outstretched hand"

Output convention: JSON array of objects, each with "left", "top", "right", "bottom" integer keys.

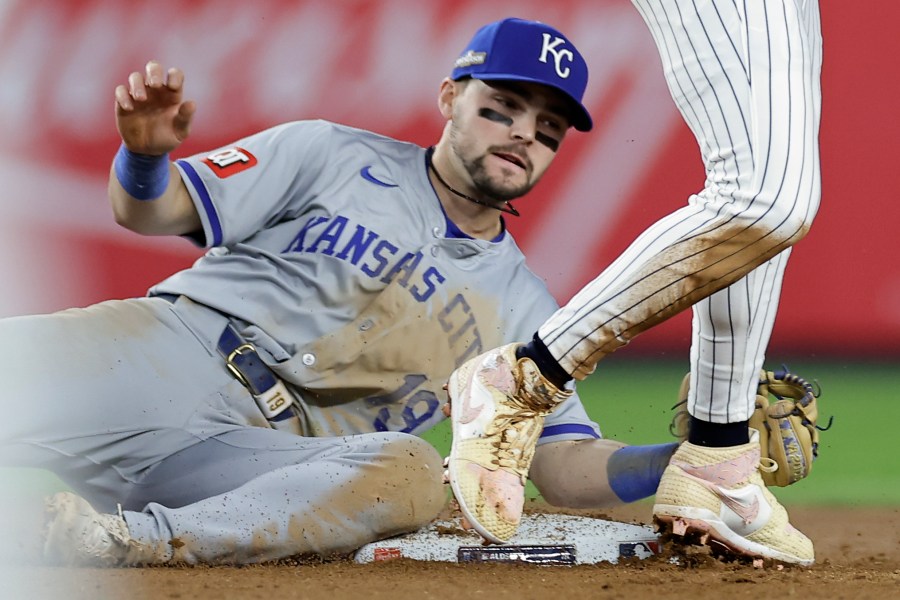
[{"left": 115, "top": 60, "right": 196, "bottom": 156}]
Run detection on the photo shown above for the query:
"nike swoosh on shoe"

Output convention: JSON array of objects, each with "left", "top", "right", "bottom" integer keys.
[
  {"left": 458, "top": 363, "right": 488, "bottom": 425},
  {"left": 458, "top": 353, "right": 519, "bottom": 425},
  {"left": 676, "top": 463, "right": 764, "bottom": 526},
  {"left": 714, "top": 485, "right": 761, "bottom": 525}
]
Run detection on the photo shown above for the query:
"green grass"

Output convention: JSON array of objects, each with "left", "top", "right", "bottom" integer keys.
[
  {"left": 421, "top": 358, "right": 900, "bottom": 506},
  {"left": 4, "top": 360, "right": 899, "bottom": 506}
]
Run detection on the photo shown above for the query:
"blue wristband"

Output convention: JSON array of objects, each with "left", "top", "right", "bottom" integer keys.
[{"left": 113, "top": 143, "right": 170, "bottom": 201}]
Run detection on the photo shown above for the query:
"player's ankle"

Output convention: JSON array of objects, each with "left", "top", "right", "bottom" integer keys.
[
  {"left": 516, "top": 334, "right": 572, "bottom": 389},
  {"left": 687, "top": 417, "right": 749, "bottom": 447}
]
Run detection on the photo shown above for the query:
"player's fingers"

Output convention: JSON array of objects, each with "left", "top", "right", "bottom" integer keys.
[
  {"left": 165, "top": 67, "right": 185, "bottom": 92},
  {"left": 176, "top": 99, "right": 196, "bottom": 121},
  {"left": 173, "top": 100, "right": 196, "bottom": 141},
  {"left": 145, "top": 60, "right": 165, "bottom": 88},
  {"left": 441, "top": 403, "right": 451, "bottom": 418},
  {"left": 114, "top": 84, "right": 134, "bottom": 111},
  {"left": 127, "top": 71, "right": 147, "bottom": 101}
]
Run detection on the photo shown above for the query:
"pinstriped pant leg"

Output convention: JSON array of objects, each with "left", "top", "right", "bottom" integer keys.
[
  {"left": 689, "top": 249, "right": 790, "bottom": 422},
  {"left": 538, "top": 1, "right": 822, "bottom": 422}
]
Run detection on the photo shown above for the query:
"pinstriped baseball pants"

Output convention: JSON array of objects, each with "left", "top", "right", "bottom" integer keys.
[{"left": 540, "top": 0, "right": 822, "bottom": 422}]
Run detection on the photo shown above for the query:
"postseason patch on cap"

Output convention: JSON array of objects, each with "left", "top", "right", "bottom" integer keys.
[
  {"left": 457, "top": 544, "right": 577, "bottom": 565},
  {"left": 454, "top": 50, "right": 486, "bottom": 69}
]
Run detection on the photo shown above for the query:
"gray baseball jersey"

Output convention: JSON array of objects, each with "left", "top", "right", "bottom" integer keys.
[
  {"left": 539, "top": 0, "right": 822, "bottom": 422},
  {"left": 158, "top": 119, "right": 600, "bottom": 441},
  {"left": 0, "top": 119, "right": 601, "bottom": 565}
]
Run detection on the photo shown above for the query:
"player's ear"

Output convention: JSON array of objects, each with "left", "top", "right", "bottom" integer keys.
[{"left": 437, "top": 78, "right": 460, "bottom": 120}]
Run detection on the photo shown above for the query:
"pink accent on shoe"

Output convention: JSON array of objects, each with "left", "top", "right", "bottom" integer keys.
[
  {"left": 458, "top": 352, "right": 516, "bottom": 425},
  {"left": 676, "top": 447, "right": 759, "bottom": 487},
  {"left": 465, "top": 463, "right": 523, "bottom": 522},
  {"left": 674, "top": 467, "right": 762, "bottom": 525},
  {"left": 672, "top": 449, "right": 763, "bottom": 526},
  {"left": 482, "top": 355, "right": 517, "bottom": 394}
]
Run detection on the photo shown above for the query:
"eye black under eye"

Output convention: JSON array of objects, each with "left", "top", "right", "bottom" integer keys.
[
  {"left": 479, "top": 107, "right": 559, "bottom": 152},
  {"left": 535, "top": 132, "right": 560, "bottom": 152},
  {"left": 478, "top": 108, "right": 513, "bottom": 126}
]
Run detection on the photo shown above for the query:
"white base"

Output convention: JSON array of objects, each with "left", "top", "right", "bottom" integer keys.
[{"left": 354, "top": 513, "right": 659, "bottom": 565}]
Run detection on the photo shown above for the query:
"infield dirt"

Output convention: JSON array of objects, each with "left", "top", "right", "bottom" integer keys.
[{"left": 5, "top": 502, "right": 898, "bottom": 600}]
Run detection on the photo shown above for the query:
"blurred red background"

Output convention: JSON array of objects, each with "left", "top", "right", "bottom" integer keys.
[{"left": 1, "top": 0, "right": 897, "bottom": 358}]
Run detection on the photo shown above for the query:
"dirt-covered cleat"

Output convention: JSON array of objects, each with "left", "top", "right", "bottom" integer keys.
[
  {"left": 44, "top": 492, "right": 154, "bottom": 567},
  {"left": 445, "top": 343, "right": 572, "bottom": 543},
  {"left": 653, "top": 436, "right": 814, "bottom": 566}
]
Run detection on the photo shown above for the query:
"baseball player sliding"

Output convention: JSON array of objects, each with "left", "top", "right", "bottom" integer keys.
[
  {"left": 0, "top": 18, "right": 679, "bottom": 566},
  {"left": 448, "top": 0, "right": 823, "bottom": 565}
]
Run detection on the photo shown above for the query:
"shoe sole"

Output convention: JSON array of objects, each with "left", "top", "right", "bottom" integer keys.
[
  {"left": 653, "top": 506, "right": 814, "bottom": 566},
  {"left": 446, "top": 361, "right": 506, "bottom": 545}
]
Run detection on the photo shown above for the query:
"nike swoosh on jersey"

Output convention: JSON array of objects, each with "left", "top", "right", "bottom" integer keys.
[{"left": 360, "top": 165, "right": 398, "bottom": 188}]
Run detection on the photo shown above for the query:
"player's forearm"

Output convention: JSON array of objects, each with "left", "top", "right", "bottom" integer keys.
[
  {"left": 531, "top": 439, "right": 627, "bottom": 508},
  {"left": 108, "top": 161, "right": 201, "bottom": 236}
]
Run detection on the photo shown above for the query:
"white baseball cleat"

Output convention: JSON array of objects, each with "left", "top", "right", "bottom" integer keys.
[
  {"left": 652, "top": 435, "right": 814, "bottom": 565},
  {"left": 445, "top": 343, "right": 572, "bottom": 543},
  {"left": 44, "top": 492, "right": 153, "bottom": 567}
]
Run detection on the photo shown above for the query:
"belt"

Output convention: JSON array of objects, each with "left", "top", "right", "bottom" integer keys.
[
  {"left": 155, "top": 294, "right": 294, "bottom": 422},
  {"left": 216, "top": 324, "right": 295, "bottom": 422}
]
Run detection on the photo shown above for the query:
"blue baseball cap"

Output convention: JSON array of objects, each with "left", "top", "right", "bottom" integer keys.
[{"left": 450, "top": 18, "right": 593, "bottom": 132}]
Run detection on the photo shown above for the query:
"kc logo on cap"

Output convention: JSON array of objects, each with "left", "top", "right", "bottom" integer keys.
[
  {"left": 539, "top": 33, "right": 574, "bottom": 79},
  {"left": 450, "top": 18, "right": 593, "bottom": 131}
]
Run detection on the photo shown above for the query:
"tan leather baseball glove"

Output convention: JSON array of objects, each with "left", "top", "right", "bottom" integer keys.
[{"left": 670, "top": 368, "right": 827, "bottom": 487}]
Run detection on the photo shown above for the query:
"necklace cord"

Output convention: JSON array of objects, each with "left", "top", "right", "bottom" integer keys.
[{"left": 427, "top": 155, "right": 521, "bottom": 217}]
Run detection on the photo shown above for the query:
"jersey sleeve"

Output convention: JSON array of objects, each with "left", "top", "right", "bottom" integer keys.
[{"left": 173, "top": 120, "right": 334, "bottom": 248}]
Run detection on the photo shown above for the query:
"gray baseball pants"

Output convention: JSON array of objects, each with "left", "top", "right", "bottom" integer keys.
[{"left": 0, "top": 297, "right": 445, "bottom": 564}]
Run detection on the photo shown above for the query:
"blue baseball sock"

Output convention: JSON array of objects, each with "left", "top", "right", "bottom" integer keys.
[{"left": 607, "top": 442, "right": 678, "bottom": 503}]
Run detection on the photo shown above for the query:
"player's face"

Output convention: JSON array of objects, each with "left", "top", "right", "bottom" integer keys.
[{"left": 449, "top": 79, "right": 571, "bottom": 202}]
